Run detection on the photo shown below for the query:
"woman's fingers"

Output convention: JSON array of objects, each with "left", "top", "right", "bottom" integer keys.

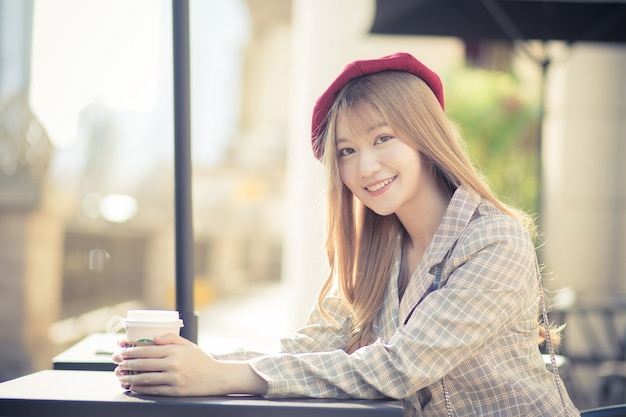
[
  {"left": 120, "top": 371, "right": 179, "bottom": 395},
  {"left": 119, "top": 344, "right": 171, "bottom": 360},
  {"left": 126, "top": 384, "right": 172, "bottom": 396},
  {"left": 153, "top": 333, "right": 195, "bottom": 346},
  {"left": 113, "top": 334, "right": 193, "bottom": 364},
  {"left": 118, "top": 357, "right": 169, "bottom": 374}
]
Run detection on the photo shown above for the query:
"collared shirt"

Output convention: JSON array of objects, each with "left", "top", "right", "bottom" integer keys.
[{"left": 216, "top": 186, "right": 580, "bottom": 416}]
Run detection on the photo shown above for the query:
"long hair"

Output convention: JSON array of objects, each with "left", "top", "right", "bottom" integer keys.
[{"left": 316, "top": 71, "right": 537, "bottom": 354}]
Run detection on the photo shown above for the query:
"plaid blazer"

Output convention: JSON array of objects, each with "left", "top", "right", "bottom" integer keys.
[{"left": 215, "top": 186, "right": 580, "bottom": 416}]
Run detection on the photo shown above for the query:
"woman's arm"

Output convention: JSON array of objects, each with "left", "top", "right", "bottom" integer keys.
[
  {"left": 248, "top": 222, "right": 540, "bottom": 400},
  {"left": 112, "top": 285, "right": 353, "bottom": 396}
]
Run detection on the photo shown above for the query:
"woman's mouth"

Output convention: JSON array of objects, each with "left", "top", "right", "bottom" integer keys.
[{"left": 365, "top": 176, "right": 396, "bottom": 192}]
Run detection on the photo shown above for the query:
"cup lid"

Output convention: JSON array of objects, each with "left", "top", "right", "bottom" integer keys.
[{"left": 122, "top": 310, "right": 184, "bottom": 327}]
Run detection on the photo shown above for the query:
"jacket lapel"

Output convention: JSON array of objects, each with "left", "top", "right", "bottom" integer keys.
[
  {"left": 398, "top": 186, "right": 482, "bottom": 325},
  {"left": 398, "top": 259, "right": 435, "bottom": 324}
]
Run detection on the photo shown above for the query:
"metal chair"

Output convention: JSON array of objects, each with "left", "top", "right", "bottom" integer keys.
[
  {"left": 597, "top": 361, "right": 626, "bottom": 406},
  {"left": 580, "top": 404, "right": 626, "bottom": 417}
]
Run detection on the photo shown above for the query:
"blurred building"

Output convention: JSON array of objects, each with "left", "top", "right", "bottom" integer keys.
[{"left": 1, "top": 0, "right": 290, "bottom": 380}]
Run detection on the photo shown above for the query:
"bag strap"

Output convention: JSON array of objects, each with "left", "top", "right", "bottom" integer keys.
[
  {"left": 405, "top": 252, "right": 569, "bottom": 416},
  {"left": 537, "top": 261, "right": 570, "bottom": 416}
]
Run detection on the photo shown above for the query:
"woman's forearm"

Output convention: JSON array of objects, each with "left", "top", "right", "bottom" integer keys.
[{"left": 220, "top": 360, "right": 268, "bottom": 395}]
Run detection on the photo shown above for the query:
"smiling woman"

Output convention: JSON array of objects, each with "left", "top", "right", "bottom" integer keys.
[{"left": 110, "top": 52, "right": 580, "bottom": 417}]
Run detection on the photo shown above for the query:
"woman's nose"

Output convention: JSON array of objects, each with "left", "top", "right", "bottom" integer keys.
[{"left": 358, "top": 150, "right": 381, "bottom": 178}]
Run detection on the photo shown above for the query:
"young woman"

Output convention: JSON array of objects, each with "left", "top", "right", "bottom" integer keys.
[{"left": 113, "top": 52, "right": 580, "bottom": 416}]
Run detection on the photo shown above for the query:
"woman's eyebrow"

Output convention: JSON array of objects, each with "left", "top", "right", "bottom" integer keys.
[
  {"left": 337, "top": 122, "right": 389, "bottom": 142},
  {"left": 336, "top": 121, "right": 390, "bottom": 146},
  {"left": 357, "top": 120, "right": 389, "bottom": 133},
  {"left": 369, "top": 121, "right": 389, "bottom": 131}
]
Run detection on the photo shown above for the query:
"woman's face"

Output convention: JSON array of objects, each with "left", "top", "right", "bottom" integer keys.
[{"left": 335, "top": 102, "right": 431, "bottom": 218}]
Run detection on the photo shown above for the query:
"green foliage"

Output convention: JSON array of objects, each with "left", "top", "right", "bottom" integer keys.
[{"left": 444, "top": 67, "right": 540, "bottom": 215}]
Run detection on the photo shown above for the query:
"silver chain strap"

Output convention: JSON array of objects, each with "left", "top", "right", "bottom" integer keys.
[
  {"left": 441, "top": 376, "right": 454, "bottom": 416},
  {"left": 537, "top": 262, "right": 570, "bottom": 416},
  {"left": 436, "top": 262, "right": 570, "bottom": 417}
]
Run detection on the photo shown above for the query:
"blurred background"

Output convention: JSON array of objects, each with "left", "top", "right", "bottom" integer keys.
[{"left": 0, "top": 0, "right": 624, "bottom": 411}]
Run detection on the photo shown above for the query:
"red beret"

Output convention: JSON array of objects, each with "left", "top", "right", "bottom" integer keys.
[{"left": 310, "top": 52, "right": 444, "bottom": 160}]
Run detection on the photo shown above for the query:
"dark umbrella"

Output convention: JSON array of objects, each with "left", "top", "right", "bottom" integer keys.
[
  {"left": 371, "top": 0, "right": 626, "bottom": 44},
  {"left": 370, "top": 0, "right": 626, "bottom": 225},
  {"left": 172, "top": 0, "right": 197, "bottom": 343}
]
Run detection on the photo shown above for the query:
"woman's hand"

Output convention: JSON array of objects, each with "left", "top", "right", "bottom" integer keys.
[{"left": 112, "top": 333, "right": 268, "bottom": 396}]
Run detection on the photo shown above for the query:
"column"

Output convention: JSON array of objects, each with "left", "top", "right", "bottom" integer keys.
[{"left": 543, "top": 43, "right": 626, "bottom": 296}]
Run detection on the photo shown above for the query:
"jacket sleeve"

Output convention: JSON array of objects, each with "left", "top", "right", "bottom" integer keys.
[{"left": 248, "top": 220, "right": 539, "bottom": 400}]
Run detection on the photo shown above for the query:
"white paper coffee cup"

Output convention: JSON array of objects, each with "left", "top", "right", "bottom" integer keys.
[{"left": 122, "top": 310, "right": 184, "bottom": 346}]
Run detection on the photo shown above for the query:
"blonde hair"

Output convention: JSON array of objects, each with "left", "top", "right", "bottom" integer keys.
[{"left": 316, "top": 71, "right": 539, "bottom": 353}]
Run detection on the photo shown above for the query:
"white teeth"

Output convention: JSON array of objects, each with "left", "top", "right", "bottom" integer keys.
[{"left": 367, "top": 177, "right": 393, "bottom": 192}]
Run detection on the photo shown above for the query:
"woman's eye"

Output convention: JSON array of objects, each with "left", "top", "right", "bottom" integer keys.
[
  {"left": 338, "top": 147, "right": 355, "bottom": 157},
  {"left": 375, "top": 135, "right": 393, "bottom": 144}
]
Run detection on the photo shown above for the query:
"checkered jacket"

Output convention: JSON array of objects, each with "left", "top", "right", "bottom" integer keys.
[{"left": 215, "top": 186, "right": 580, "bottom": 416}]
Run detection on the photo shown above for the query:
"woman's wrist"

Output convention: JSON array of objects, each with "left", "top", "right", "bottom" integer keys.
[{"left": 220, "top": 360, "right": 268, "bottom": 395}]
